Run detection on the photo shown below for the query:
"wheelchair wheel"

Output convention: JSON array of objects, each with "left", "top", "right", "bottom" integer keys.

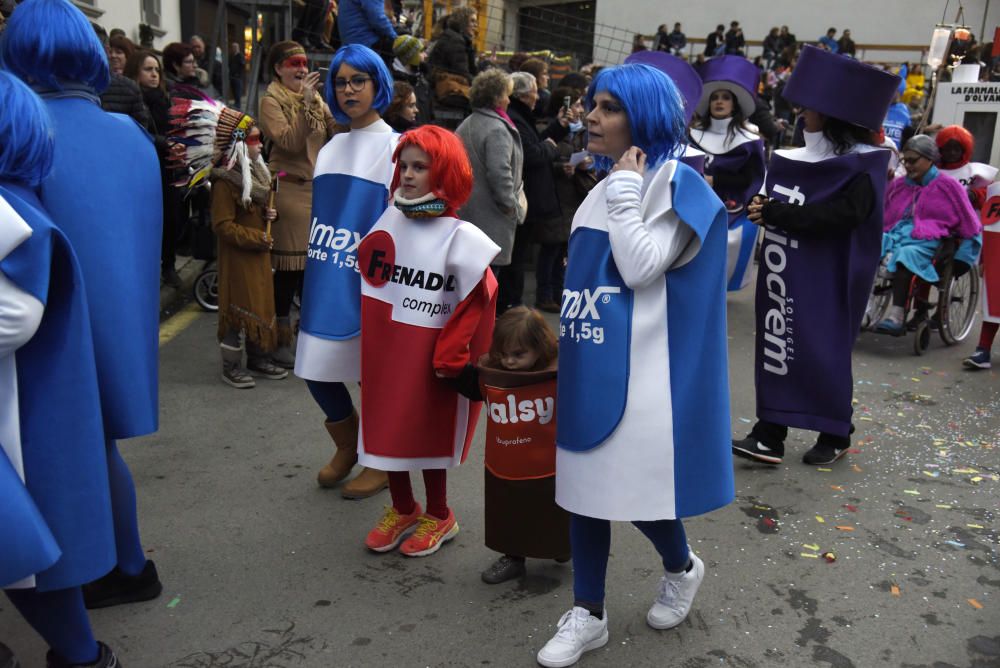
[
  {"left": 193, "top": 268, "right": 219, "bottom": 312},
  {"left": 939, "top": 264, "right": 979, "bottom": 345},
  {"left": 913, "top": 319, "right": 932, "bottom": 355}
]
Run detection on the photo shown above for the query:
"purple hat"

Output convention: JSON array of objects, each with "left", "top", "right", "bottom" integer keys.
[
  {"left": 696, "top": 55, "right": 758, "bottom": 118},
  {"left": 624, "top": 51, "right": 703, "bottom": 125},
  {"left": 782, "top": 45, "right": 900, "bottom": 131}
]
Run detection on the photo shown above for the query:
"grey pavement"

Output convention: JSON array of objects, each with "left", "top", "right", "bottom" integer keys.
[{"left": 1, "top": 271, "right": 998, "bottom": 668}]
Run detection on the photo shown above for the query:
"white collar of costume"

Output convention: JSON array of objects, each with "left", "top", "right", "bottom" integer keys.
[
  {"left": 392, "top": 189, "right": 439, "bottom": 206},
  {"left": 690, "top": 116, "right": 758, "bottom": 154},
  {"left": 352, "top": 118, "right": 393, "bottom": 134},
  {"left": 0, "top": 194, "right": 32, "bottom": 263},
  {"left": 776, "top": 129, "right": 882, "bottom": 163}
]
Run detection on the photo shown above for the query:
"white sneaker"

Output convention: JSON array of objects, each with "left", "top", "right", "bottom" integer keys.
[
  {"left": 646, "top": 551, "right": 705, "bottom": 630},
  {"left": 536, "top": 607, "right": 609, "bottom": 668}
]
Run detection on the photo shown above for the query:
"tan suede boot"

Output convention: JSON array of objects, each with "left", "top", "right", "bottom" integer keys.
[
  {"left": 317, "top": 412, "right": 359, "bottom": 488},
  {"left": 342, "top": 466, "right": 389, "bottom": 499}
]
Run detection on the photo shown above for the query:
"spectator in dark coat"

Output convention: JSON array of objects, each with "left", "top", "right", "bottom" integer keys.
[
  {"left": 778, "top": 25, "right": 797, "bottom": 52},
  {"left": 428, "top": 6, "right": 477, "bottom": 82},
  {"left": 504, "top": 71, "right": 569, "bottom": 312},
  {"left": 837, "top": 29, "right": 856, "bottom": 57},
  {"left": 391, "top": 34, "right": 432, "bottom": 124},
  {"left": 91, "top": 23, "right": 154, "bottom": 133},
  {"left": 162, "top": 41, "right": 208, "bottom": 99},
  {"left": 189, "top": 34, "right": 222, "bottom": 95},
  {"left": 667, "top": 22, "right": 687, "bottom": 56},
  {"left": 725, "top": 21, "right": 745, "bottom": 55},
  {"left": 229, "top": 42, "right": 245, "bottom": 106},
  {"left": 519, "top": 57, "right": 551, "bottom": 119},
  {"left": 654, "top": 25, "right": 669, "bottom": 53},
  {"left": 705, "top": 24, "right": 725, "bottom": 57},
  {"left": 763, "top": 27, "right": 781, "bottom": 69}
]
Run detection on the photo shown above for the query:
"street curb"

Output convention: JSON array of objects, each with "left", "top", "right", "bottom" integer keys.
[{"left": 159, "top": 255, "right": 206, "bottom": 320}]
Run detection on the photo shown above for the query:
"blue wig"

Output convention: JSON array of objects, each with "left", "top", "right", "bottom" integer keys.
[
  {"left": 585, "top": 63, "right": 687, "bottom": 173},
  {"left": 0, "top": 71, "right": 54, "bottom": 187},
  {"left": 0, "top": 0, "right": 110, "bottom": 94},
  {"left": 325, "top": 44, "right": 393, "bottom": 125}
]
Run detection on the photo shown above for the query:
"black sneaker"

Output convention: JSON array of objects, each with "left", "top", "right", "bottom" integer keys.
[
  {"left": 802, "top": 442, "right": 848, "bottom": 465},
  {"left": 82, "top": 560, "right": 162, "bottom": 610},
  {"left": 46, "top": 641, "right": 120, "bottom": 667},
  {"left": 481, "top": 555, "right": 526, "bottom": 584},
  {"left": 161, "top": 268, "right": 182, "bottom": 289},
  {"left": 732, "top": 436, "right": 784, "bottom": 464},
  {"left": 1, "top": 642, "right": 19, "bottom": 668}
]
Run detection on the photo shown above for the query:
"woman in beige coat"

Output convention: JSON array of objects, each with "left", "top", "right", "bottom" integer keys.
[{"left": 258, "top": 41, "right": 342, "bottom": 367}]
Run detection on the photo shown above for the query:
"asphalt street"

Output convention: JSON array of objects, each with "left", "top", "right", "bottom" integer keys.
[{"left": 1, "top": 272, "right": 998, "bottom": 668}]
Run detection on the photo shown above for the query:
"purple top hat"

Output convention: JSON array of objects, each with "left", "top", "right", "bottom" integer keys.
[
  {"left": 782, "top": 45, "right": 900, "bottom": 131},
  {"left": 624, "top": 51, "right": 703, "bottom": 125},
  {"left": 696, "top": 55, "right": 759, "bottom": 118}
]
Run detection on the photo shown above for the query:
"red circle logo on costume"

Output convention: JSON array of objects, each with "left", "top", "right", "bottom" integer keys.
[{"left": 358, "top": 230, "right": 396, "bottom": 288}]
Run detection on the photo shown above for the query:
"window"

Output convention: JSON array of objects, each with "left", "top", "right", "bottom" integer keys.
[{"left": 142, "top": 0, "right": 162, "bottom": 28}]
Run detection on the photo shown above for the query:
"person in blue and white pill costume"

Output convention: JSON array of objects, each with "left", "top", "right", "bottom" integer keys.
[{"left": 536, "top": 63, "right": 734, "bottom": 668}]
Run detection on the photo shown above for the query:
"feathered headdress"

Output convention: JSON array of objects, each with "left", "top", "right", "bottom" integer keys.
[{"left": 169, "top": 98, "right": 258, "bottom": 204}]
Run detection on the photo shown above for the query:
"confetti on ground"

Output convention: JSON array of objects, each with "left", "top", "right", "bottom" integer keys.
[
  {"left": 800, "top": 552, "right": 819, "bottom": 559},
  {"left": 822, "top": 552, "right": 837, "bottom": 563},
  {"left": 935, "top": 504, "right": 952, "bottom": 509},
  {"left": 954, "top": 468, "right": 979, "bottom": 474},
  {"left": 830, "top": 485, "right": 844, "bottom": 491},
  {"left": 816, "top": 515, "right": 826, "bottom": 523},
  {"left": 967, "top": 524, "right": 985, "bottom": 529},
  {"left": 852, "top": 464, "right": 863, "bottom": 472},
  {"left": 923, "top": 471, "right": 940, "bottom": 478},
  {"left": 891, "top": 585, "right": 901, "bottom": 597},
  {"left": 803, "top": 543, "right": 820, "bottom": 551},
  {"left": 817, "top": 468, "right": 832, "bottom": 472},
  {"left": 968, "top": 599, "right": 983, "bottom": 610},
  {"left": 167, "top": 597, "right": 181, "bottom": 609},
  {"left": 835, "top": 526, "right": 855, "bottom": 531},
  {"left": 903, "top": 490, "right": 920, "bottom": 495},
  {"left": 910, "top": 377, "right": 920, "bottom": 382},
  {"left": 843, "top": 504, "right": 859, "bottom": 512},
  {"left": 738, "top": 417, "right": 752, "bottom": 423},
  {"left": 945, "top": 540, "right": 966, "bottom": 548}
]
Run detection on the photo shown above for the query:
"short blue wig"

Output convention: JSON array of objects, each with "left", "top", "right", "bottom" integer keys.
[
  {"left": 585, "top": 63, "right": 687, "bottom": 173},
  {"left": 0, "top": 0, "right": 110, "bottom": 94},
  {"left": 325, "top": 44, "right": 393, "bottom": 125},
  {"left": 0, "top": 71, "right": 54, "bottom": 187}
]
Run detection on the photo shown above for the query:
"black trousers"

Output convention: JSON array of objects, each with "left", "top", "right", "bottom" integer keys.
[
  {"left": 496, "top": 221, "right": 534, "bottom": 315},
  {"left": 750, "top": 420, "right": 850, "bottom": 449}
]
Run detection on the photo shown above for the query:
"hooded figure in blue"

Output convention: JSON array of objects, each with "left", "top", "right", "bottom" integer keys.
[
  {"left": 0, "top": 0, "right": 163, "bottom": 611},
  {"left": 537, "top": 64, "right": 732, "bottom": 668},
  {"left": 295, "top": 44, "right": 397, "bottom": 498},
  {"left": 0, "top": 70, "right": 122, "bottom": 668}
]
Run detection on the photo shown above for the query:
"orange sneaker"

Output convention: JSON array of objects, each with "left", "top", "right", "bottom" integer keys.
[
  {"left": 399, "top": 510, "right": 459, "bottom": 557},
  {"left": 365, "top": 504, "right": 422, "bottom": 553}
]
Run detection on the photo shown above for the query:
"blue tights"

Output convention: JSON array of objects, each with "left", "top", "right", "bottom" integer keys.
[
  {"left": 5, "top": 587, "right": 98, "bottom": 664},
  {"left": 107, "top": 440, "right": 147, "bottom": 576},
  {"left": 306, "top": 380, "right": 355, "bottom": 422},
  {"left": 571, "top": 513, "right": 689, "bottom": 610}
]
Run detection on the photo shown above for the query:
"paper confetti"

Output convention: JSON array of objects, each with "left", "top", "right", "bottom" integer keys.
[
  {"left": 967, "top": 524, "right": 985, "bottom": 529},
  {"left": 890, "top": 585, "right": 900, "bottom": 597},
  {"left": 903, "top": 490, "right": 920, "bottom": 495},
  {"left": 167, "top": 597, "right": 181, "bottom": 609},
  {"left": 835, "top": 526, "right": 855, "bottom": 531},
  {"left": 944, "top": 540, "right": 965, "bottom": 548},
  {"left": 830, "top": 485, "right": 844, "bottom": 491},
  {"left": 935, "top": 504, "right": 952, "bottom": 509},
  {"left": 817, "top": 467, "right": 832, "bottom": 472},
  {"left": 800, "top": 552, "right": 819, "bottom": 558},
  {"left": 852, "top": 465, "right": 863, "bottom": 472},
  {"left": 843, "top": 504, "right": 859, "bottom": 512},
  {"left": 803, "top": 543, "right": 820, "bottom": 551},
  {"left": 816, "top": 515, "right": 826, "bottom": 523},
  {"left": 968, "top": 599, "right": 983, "bottom": 609}
]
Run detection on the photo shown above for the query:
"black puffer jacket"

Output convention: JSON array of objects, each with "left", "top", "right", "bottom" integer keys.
[
  {"left": 100, "top": 73, "right": 154, "bottom": 133},
  {"left": 506, "top": 98, "right": 568, "bottom": 224},
  {"left": 429, "top": 28, "right": 475, "bottom": 81}
]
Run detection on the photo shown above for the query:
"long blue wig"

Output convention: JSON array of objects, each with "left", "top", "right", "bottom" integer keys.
[
  {"left": 325, "top": 44, "right": 393, "bottom": 125},
  {"left": 0, "top": 71, "right": 55, "bottom": 187},
  {"left": 0, "top": 0, "right": 110, "bottom": 93},
  {"left": 585, "top": 63, "right": 687, "bottom": 173}
]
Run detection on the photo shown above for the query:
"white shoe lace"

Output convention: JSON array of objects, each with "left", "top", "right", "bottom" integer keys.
[
  {"left": 656, "top": 576, "right": 682, "bottom": 612},
  {"left": 554, "top": 608, "right": 590, "bottom": 642}
]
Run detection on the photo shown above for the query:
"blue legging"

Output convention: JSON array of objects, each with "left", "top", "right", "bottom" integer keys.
[
  {"left": 108, "top": 440, "right": 147, "bottom": 576},
  {"left": 571, "top": 513, "right": 689, "bottom": 609},
  {"left": 5, "top": 587, "right": 98, "bottom": 664},
  {"left": 306, "top": 380, "right": 355, "bottom": 422}
]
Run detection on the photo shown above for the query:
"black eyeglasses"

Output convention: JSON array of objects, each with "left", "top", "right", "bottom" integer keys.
[
  {"left": 334, "top": 75, "right": 371, "bottom": 92},
  {"left": 901, "top": 155, "right": 926, "bottom": 166}
]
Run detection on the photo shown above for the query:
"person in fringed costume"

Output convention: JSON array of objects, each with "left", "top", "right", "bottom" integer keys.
[
  {"left": 170, "top": 98, "right": 288, "bottom": 388},
  {"left": 356, "top": 125, "right": 499, "bottom": 557},
  {"left": 0, "top": 69, "right": 123, "bottom": 668},
  {"left": 0, "top": 0, "right": 164, "bottom": 612},
  {"left": 297, "top": 44, "right": 398, "bottom": 499}
]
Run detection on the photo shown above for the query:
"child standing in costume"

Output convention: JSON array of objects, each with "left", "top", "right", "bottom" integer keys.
[
  {"left": 536, "top": 63, "right": 732, "bottom": 668},
  {"left": 453, "top": 307, "right": 570, "bottom": 583},
  {"left": 170, "top": 100, "right": 286, "bottom": 388},
  {"left": 0, "top": 70, "right": 121, "bottom": 668},
  {"left": 296, "top": 44, "right": 398, "bottom": 499},
  {"left": 356, "top": 125, "right": 499, "bottom": 557}
]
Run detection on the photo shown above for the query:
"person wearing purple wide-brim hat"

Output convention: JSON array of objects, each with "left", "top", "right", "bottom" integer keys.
[
  {"left": 732, "top": 45, "right": 900, "bottom": 467},
  {"left": 690, "top": 55, "right": 766, "bottom": 291},
  {"left": 623, "top": 50, "right": 707, "bottom": 175}
]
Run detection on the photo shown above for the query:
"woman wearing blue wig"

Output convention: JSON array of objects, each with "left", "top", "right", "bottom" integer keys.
[
  {"left": 0, "top": 0, "right": 164, "bottom": 613},
  {"left": 295, "top": 44, "right": 398, "bottom": 498},
  {"left": 538, "top": 63, "right": 733, "bottom": 667},
  {"left": 0, "top": 70, "right": 122, "bottom": 668}
]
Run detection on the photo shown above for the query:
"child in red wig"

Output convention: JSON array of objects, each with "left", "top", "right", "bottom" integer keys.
[{"left": 355, "top": 125, "right": 501, "bottom": 556}]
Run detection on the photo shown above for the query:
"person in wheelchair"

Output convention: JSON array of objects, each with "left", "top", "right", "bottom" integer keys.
[{"left": 875, "top": 135, "right": 981, "bottom": 335}]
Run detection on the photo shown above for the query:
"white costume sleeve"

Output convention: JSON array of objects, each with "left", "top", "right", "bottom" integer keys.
[
  {"left": 605, "top": 170, "right": 696, "bottom": 289},
  {"left": 0, "top": 271, "right": 44, "bottom": 358}
]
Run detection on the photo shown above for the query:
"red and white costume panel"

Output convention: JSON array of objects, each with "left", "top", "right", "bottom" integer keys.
[
  {"left": 982, "top": 182, "right": 1000, "bottom": 324},
  {"left": 356, "top": 207, "right": 499, "bottom": 471}
]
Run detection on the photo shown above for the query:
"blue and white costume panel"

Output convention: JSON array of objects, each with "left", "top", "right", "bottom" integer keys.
[
  {"left": 296, "top": 119, "right": 398, "bottom": 382},
  {"left": 555, "top": 161, "right": 733, "bottom": 521}
]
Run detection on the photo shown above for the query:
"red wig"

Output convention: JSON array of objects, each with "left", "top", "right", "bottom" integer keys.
[
  {"left": 391, "top": 125, "right": 473, "bottom": 213},
  {"left": 935, "top": 125, "right": 974, "bottom": 169}
]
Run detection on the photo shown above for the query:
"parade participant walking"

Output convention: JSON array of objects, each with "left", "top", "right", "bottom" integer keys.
[
  {"left": 732, "top": 46, "right": 899, "bottom": 467},
  {"left": 935, "top": 125, "right": 998, "bottom": 207},
  {"left": 452, "top": 307, "right": 570, "bottom": 583},
  {"left": 1, "top": 0, "right": 164, "bottom": 609},
  {"left": 258, "top": 41, "right": 340, "bottom": 369},
  {"left": 966, "top": 181, "right": 1000, "bottom": 369},
  {"left": 537, "top": 63, "right": 731, "bottom": 668},
  {"left": 356, "top": 125, "right": 499, "bottom": 557},
  {"left": 689, "top": 55, "right": 766, "bottom": 291},
  {"left": 297, "top": 44, "right": 396, "bottom": 498},
  {"left": 170, "top": 99, "right": 287, "bottom": 387},
  {"left": 0, "top": 69, "right": 121, "bottom": 668}
]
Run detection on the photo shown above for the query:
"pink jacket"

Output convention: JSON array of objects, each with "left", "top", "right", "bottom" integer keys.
[{"left": 883, "top": 171, "right": 982, "bottom": 240}]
